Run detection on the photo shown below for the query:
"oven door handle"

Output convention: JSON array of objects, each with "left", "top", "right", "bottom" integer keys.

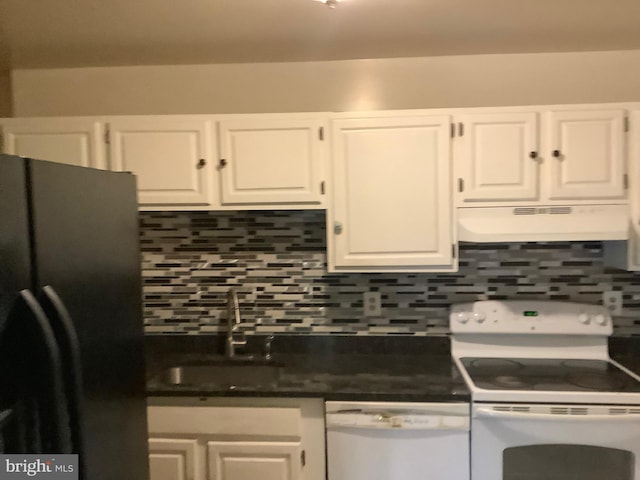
[{"left": 475, "top": 407, "right": 640, "bottom": 422}]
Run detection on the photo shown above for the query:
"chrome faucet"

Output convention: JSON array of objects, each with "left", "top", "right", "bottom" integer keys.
[{"left": 225, "top": 288, "right": 247, "bottom": 358}]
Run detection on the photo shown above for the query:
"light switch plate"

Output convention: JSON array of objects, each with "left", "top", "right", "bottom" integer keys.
[{"left": 363, "top": 291, "right": 382, "bottom": 317}]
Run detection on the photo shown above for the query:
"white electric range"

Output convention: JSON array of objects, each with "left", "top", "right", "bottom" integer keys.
[{"left": 450, "top": 300, "right": 640, "bottom": 480}]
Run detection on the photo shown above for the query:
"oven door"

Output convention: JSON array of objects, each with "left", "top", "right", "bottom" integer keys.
[{"left": 472, "top": 403, "right": 640, "bottom": 480}]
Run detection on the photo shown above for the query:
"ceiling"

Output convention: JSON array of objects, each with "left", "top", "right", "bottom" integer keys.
[{"left": 1, "top": 0, "right": 640, "bottom": 71}]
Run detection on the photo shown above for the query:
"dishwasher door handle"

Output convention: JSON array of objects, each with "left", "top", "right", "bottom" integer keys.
[{"left": 326, "top": 412, "right": 469, "bottom": 431}]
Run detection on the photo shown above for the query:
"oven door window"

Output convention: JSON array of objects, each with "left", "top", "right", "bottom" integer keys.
[{"left": 504, "top": 444, "right": 633, "bottom": 480}]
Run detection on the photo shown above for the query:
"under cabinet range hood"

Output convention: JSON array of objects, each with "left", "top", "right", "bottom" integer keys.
[{"left": 458, "top": 204, "right": 629, "bottom": 242}]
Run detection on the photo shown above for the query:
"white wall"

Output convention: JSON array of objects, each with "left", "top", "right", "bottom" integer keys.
[
  {"left": 0, "top": 73, "right": 12, "bottom": 116},
  {"left": 10, "top": 49, "right": 640, "bottom": 117}
]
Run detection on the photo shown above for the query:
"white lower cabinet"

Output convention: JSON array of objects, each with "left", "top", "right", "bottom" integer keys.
[
  {"left": 208, "top": 441, "right": 302, "bottom": 480},
  {"left": 149, "top": 438, "right": 200, "bottom": 480},
  {"left": 147, "top": 398, "right": 324, "bottom": 480}
]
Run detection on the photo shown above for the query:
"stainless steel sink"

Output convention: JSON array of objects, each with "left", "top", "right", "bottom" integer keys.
[{"left": 156, "top": 359, "right": 282, "bottom": 388}]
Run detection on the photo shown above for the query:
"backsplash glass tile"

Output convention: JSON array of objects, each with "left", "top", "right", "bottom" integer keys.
[{"left": 140, "top": 211, "right": 640, "bottom": 336}]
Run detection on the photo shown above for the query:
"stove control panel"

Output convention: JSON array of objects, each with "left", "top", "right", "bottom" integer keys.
[{"left": 450, "top": 300, "right": 613, "bottom": 335}]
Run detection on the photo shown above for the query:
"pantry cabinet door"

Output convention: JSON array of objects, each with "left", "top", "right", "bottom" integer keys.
[
  {"left": 0, "top": 118, "right": 107, "bottom": 169},
  {"left": 456, "top": 112, "right": 539, "bottom": 202},
  {"left": 207, "top": 441, "right": 302, "bottom": 480},
  {"left": 547, "top": 109, "right": 626, "bottom": 200},
  {"left": 218, "top": 117, "right": 325, "bottom": 206},
  {"left": 109, "top": 117, "right": 215, "bottom": 207},
  {"left": 330, "top": 115, "right": 455, "bottom": 272},
  {"left": 149, "top": 438, "right": 202, "bottom": 480}
]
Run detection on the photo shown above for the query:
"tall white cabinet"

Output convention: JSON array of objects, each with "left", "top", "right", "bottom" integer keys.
[{"left": 329, "top": 114, "right": 456, "bottom": 272}]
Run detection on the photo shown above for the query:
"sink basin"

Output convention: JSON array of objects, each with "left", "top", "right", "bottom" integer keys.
[{"left": 156, "top": 359, "right": 282, "bottom": 388}]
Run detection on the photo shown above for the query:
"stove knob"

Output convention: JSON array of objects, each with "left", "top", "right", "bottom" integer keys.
[
  {"left": 456, "top": 312, "right": 470, "bottom": 324},
  {"left": 578, "top": 313, "right": 591, "bottom": 324},
  {"left": 594, "top": 314, "right": 608, "bottom": 326},
  {"left": 473, "top": 312, "right": 486, "bottom": 323}
]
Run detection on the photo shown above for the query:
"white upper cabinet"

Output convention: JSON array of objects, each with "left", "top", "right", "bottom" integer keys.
[
  {"left": 455, "top": 107, "right": 628, "bottom": 206},
  {"left": 0, "top": 118, "right": 107, "bottom": 169},
  {"left": 217, "top": 117, "right": 326, "bottom": 207},
  {"left": 456, "top": 112, "right": 539, "bottom": 203},
  {"left": 547, "top": 109, "right": 626, "bottom": 200},
  {"left": 109, "top": 117, "right": 215, "bottom": 207},
  {"left": 329, "top": 114, "right": 456, "bottom": 272}
]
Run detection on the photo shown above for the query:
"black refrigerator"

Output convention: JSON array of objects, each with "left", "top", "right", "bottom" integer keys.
[{"left": 0, "top": 154, "right": 149, "bottom": 480}]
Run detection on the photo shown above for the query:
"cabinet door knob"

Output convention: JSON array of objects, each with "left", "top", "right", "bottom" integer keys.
[
  {"left": 334, "top": 222, "right": 343, "bottom": 235},
  {"left": 529, "top": 151, "right": 538, "bottom": 159},
  {"left": 552, "top": 150, "right": 561, "bottom": 158},
  {"left": 219, "top": 158, "right": 227, "bottom": 167},
  {"left": 197, "top": 158, "right": 206, "bottom": 168}
]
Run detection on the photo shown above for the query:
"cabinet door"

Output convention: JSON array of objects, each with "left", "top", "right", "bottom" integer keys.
[
  {"left": 1, "top": 118, "right": 107, "bottom": 169},
  {"left": 109, "top": 118, "right": 214, "bottom": 207},
  {"left": 207, "top": 441, "right": 302, "bottom": 480},
  {"left": 547, "top": 109, "right": 626, "bottom": 200},
  {"left": 330, "top": 115, "right": 455, "bottom": 271},
  {"left": 218, "top": 117, "right": 325, "bottom": 206},
  {"left": 456, "top": 112, "right": 539, "bottom": 202},
  {"left": 149, "top": 438, "right": 201, "bottom": 480}
]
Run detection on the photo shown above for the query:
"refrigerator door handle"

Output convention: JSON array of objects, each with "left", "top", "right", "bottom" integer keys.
[
  {"left": 39, "top": 285, "right": 86, "bottom": 465},
  {"left": 9, "top": 290, "right": 73, "bottom": 454}
]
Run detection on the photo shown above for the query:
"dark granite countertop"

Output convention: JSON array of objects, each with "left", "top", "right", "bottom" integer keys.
[{"left": 145, "top": 335, "right": 470, "bottom": 403}]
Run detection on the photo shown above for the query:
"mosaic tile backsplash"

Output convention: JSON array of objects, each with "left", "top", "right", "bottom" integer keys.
[{"left": 140, "top": 210, "right": 640, "bottom": 336}]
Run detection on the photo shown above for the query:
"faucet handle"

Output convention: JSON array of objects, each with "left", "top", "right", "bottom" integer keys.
[
  {"left": 230, "top": 324, "right": 247, "bottom": 345},
  {"left": 264, "top": 335, "right": 275, "bottom": 360}
]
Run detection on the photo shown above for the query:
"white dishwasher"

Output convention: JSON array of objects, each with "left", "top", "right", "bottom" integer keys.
[{"left": 326, "top": 401, "right": 470, "bottom": 480}]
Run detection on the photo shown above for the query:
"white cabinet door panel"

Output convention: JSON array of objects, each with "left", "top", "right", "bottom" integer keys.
[
  {"left": 207, "top": 441, "right": 302, "bottom": 480},
  {"left": 110, "top": 118, "right": 214, "bottom": 206},
  {"left": 149, "top": 438, "right": 201, "bottom": 480},
  {"left": 548, "top": 109, "right": 626, "bottom": 200},
  {"left": 331, "top": 115, "right": 454, "bottom": 271},
  {"left": 218, "top": 118, "right": 324, "bottom": 205},
  {"left": 1, "top": 118, "right": 107, "bottom": 169},
  {"left": 457, "top": 112, "right": 539, "bottom": 202}
]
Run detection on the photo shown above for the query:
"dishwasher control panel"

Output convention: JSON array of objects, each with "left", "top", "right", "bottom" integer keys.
[{"left": 325, "top": 401, "right": 469, "bottom": 430}]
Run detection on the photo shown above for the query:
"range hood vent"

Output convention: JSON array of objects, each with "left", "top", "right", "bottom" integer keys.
[{"left": 458, "top": 204, "right": 629, "bottom": 242}]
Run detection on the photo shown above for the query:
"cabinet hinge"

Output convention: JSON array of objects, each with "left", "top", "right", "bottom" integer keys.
[
  {"left": 458, "top": 122, "right": 464, "bottom": 137},
  {"left": 458, "top": 178, "right": 464, "bottom": 193},
  {"left": 624, "top": 173, "right": 629, "bottom": 190},
  {"left": 450, "top": 123, "right": 455, "bottom": 138},
  {"left": 301, "top": 450, "right": 306, "bottom": 468},
  {"left": 624, "top": 116, "right": 630, "bottom": 133},
  {"left": 452, "top": 244, "right": 457, "bottom": 258},
  {"left": 319, "top": 127, "right": 324, "bottom": 141},
  {"left": 104, "top": 127, "right": 111, "bottom": 144},
  {"left": 320, "top": 181, "right": 326, "bottom": 195}
]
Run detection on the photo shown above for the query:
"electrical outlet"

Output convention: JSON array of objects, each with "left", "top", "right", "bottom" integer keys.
[
  {"left": 363, "top": 291, "right": 382, "bottom": 317},
  {"left": 602, "top": 291, "right": 623, "bottom": 316}
]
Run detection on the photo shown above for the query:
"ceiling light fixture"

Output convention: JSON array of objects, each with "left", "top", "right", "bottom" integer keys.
[{"left": 313, "top": 0, "right": 341, "bottom": 8}]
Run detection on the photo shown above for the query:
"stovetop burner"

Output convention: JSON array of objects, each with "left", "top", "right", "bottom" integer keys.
[{"left": 461, "top": 357, "right": 640, "bottom": 393}]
